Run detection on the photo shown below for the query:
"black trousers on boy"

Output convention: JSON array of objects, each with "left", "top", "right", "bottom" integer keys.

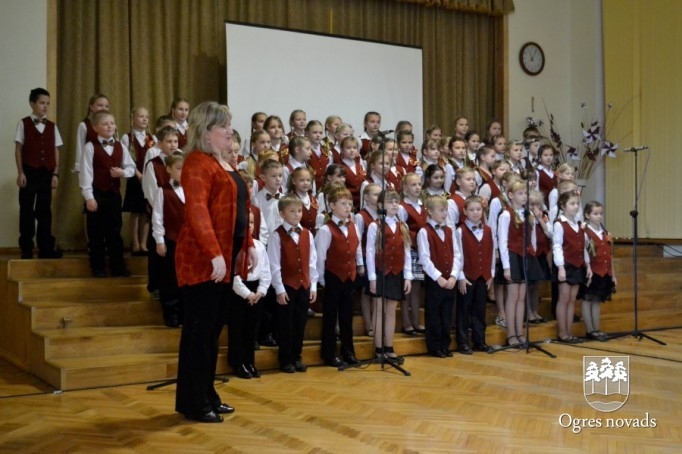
[
  {"left": 18, "top": 166, "right": 55, "bottom": 256},
  {"left": 456, "top": 276, "right": 487, "bottom": 346},
  {"left": 85, "top": 189, "right": 125, "bottom": 273},
  {"left": 424, "top": 276, "right": 455, "bottom": 353},
  {"left": 320, "top": 272, "right": 356, "bottom": 361},
  {"left": 276, "top": 285, "right": 310, "bottom": 367}
]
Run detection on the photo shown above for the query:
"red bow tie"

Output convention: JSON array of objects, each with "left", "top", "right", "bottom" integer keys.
[{"left": 266, "top": 192, "right": 280, "bottom": 201}]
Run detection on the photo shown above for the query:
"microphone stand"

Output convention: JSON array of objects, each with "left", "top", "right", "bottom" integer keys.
[
  {"left": 490, "top": 176, "right": 555, "bottom": 357},
  {"left": 606, "top": 148, "right": 666, "bottom": 345},
  {"left": 340, "top": 130, "right": 410, "bottom": 376}
]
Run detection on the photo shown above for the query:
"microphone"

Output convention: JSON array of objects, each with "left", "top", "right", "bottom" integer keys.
[
  {"left": 623, "top": 146, "right": 648, "bottom": 152},
  {"left": 376, "top": 129, "right": 394, "bottom": 136}
]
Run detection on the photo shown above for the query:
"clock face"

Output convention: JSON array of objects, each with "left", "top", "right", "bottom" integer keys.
[{"left": 520, "top": 42, "right": 545, "bottom": 76}]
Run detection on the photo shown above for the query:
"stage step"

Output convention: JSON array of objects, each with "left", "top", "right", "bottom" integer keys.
[
  {"left": 613, "top": 244, "right": 662, "bottom": 257},
  {"left": 6, "top": 256, "right": 147, "bottom": 281},
  {"left": 612, "top": 257, "right": 682, "bottom": 273},
  {"left": 17, "top": 276, "right": 148, "bottom": 302}
]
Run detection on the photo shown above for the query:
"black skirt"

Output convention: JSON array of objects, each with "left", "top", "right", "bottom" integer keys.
[
  {"left": 504, "top": 251, "right": 545, "bottom": 284},
  {"left": 372, "top": 271, "right": 405, "bottom": 301},
  {"left": 122, "top": 177, "right": 147, "bottom": 213},
  {"left": 584, "top": 273, "right": 615, "bottom": 302},
  {"left": 553, "top": 263, "right": 587, "bottom": 285},
  {"left": 535, "top": 253, "right": 551, "bottom": 281}
]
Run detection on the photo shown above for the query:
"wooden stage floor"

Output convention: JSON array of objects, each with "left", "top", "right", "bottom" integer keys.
[{"left": 1, "top": 330, "right": 680, "bottom": 453}]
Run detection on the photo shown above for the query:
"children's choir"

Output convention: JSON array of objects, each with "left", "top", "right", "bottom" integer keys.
[{"left": 17, "top": 94, "right": 620, "bottom": 382}]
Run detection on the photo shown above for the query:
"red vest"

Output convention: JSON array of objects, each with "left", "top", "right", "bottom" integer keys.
[
  {"left": 92, "top": 141, "right": 123, "bottom": 193},
  {"left": 329, "top": 146, "right": 342, "bottom": 165},
  {"left": 176, "top": 128, "right": 187, "bottom": 150},
  {"left": 325, "top": 220, "right": 359, "bottom": 281},
  {"left": 21, "top": 117, "right": 56, "bottom": 171},
  {"left": 84, "top": 118, "right": 98, "bottom": 145},
  {"left": 340, "top": 161, "right": 366, "bottom": 209},
  {"left": 386, "top": 167, "right": 405, "bottom": 192},
  {"left": 375, "top": 222, "right": 406, "bottom": 276},
  {"left": 299, "top": 194, "right": 318, "bottom": 234},
  {"left": 357, "top": 208, "right": 376, "bottom": 257},
  {"left": 162, "top": 184, "right": 185, "bottom": 242},
  {"left": 401, "top": 201, "right": 428, "bottom": 249},
  {"left": 275, "top": 226, "right": 311, "bottom": 289},
  {"left": 360, "top": 138, "right": 372, "bottom": 159},
  {"left": 537, "top": 168, "right": 556, "bottom": 206},
  {"left": 309, "top": 146, "right": 330, "bottom": 190},
  {"left": 450, "top": 193, "right": 467, "bottom": 227},
  {"left": 250, "top": 205, "right": 262, "bottom": 241},
  {"left": 585, "top": 227, "right": 612, "bottom": 276},
  {"left": 148, "top": 155, "right": 171, "bottom": 190},
  {"left": 126, "top": 131, "right": 155, "bottom": 172},
  {"left": 461, "top": 225, "right": 493, "bottom": 281},
  {"left": 558, "top": 219, "right": 585, "bottom": 268},
  {"left": 424, "top": 224, "right": 455, "bottom": 278},
  {"left": 395, "top": 152, "right": 418, "bottom": 174},
  {"left": 535, "top": 222, "right": 550, "bottom": 256},
  {"left": 506, "top": 207, "right": 535, "bottom": 256}
]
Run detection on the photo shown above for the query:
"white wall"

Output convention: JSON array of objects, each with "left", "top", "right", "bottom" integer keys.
[
  {"left": 507, "top": 0, "right": 604, "bottom": 204},
  {"left": 0, "top": 0, "right": 48, "bottom": 248}
]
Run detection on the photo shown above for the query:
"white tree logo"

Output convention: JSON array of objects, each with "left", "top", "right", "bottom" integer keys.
[{"left": 583, "top": 356, "right": 629, "bottom": 412}]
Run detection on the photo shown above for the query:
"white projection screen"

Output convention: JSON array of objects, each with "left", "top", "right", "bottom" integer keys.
[{"left": 226, "top": 22, "right": 424, "bottom": 147}]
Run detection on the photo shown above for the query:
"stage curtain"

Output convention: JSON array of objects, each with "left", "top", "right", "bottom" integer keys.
[
  {"left": 603, "top": 0, "right": 682, "bottom": 239},
  {"left": 54, "top": 0, "right": 504, "bottom": 249},
  {"left": 395, "top": 0, "right": 514, "bottom": 15}
]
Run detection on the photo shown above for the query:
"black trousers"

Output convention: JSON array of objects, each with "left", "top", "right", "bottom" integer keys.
[
  {"left": 424, "top": 276, "right": 455, "bottom": 353},
  {"left": 159, "top": 239, "right": 181, "bottom": 320},
  {"left": 18, "top": 166, "right": 55, "bottom": 254},
  {"left": 321, "top": 271, "right": 356, "bottom": 360},
  {"left": 175, "top": 281, "right": 230, "bottom": 417},
  {"left": 456, "top": 276, "right": 487, "bottom": 346},
  {"left": 147, "top": 229, "right": 160, "bottom": 293},
  {"left": 85, "top": 189, "right": 124, "bottom": 273},
  {"left": 256, "top": 286, "right": 278, "bottom": 341},
  {"left": 276, "top": 285, "right": 310, "bottom": 366},
  {"left": 227, "top": 280, "right": 261, "bottom": 368}
]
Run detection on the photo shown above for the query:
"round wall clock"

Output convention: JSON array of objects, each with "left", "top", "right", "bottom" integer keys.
[{"left": 519, "top": 42, "right": 545, "bottom": 76}]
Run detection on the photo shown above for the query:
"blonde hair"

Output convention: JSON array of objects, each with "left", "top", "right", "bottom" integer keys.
[
  {"left": 424, "top": 194, "right": 448, "bottom": 211},
  {"left": 186, "top": 101, "right": 231, "bottom": 154},
  {"left": 278, "top": 195, "right": 303, "bottom": 212},
  {"left": 556, "top": 163, "right": 575, "bottom": 180}
]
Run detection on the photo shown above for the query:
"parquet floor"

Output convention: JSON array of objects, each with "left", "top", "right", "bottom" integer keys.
[{"left": 1, "top": 330, "right": 681, "bottom": 453}]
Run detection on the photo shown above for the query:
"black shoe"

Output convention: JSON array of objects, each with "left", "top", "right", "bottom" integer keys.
[
  {"left": 528, "top": 318, "right": 542, "bottom": 325},
  {"left": 402, "top": 328, "right": 417, "bottom": 336},
  {"left": 413, "top": 326, "right": 426, "bottom": 334},
  {"left": 442, "top": 349, "right": 454, "bottom": 357},
  {"left": 213, "top": 403, "right": 235, "bottom": 414},
  {"left": 186, "top": 411, "right": 223, "bottom": 423},
  {"left": 254, "top": 341, "right": 261, "bottom": 351},
  {"left": 92, "top": 269, "right": 107, "bottom": 278},
  {"left": 374, "top": 347, "right": 384, "bottom": 358},
  {"left": 20, "top": 251, "right": 33, "bottom": 259},
  {"left": 573, "top": 314, "right": 581, "bottom": 322},
  {"left": 343, "top": 354, "right": 359, "bottom": 365},
  {"left": 259, "top": 335, "right": 278, "bottom": 347},
  {"left": 472, "top": 344, "right": 491, "bottom": 353},
  {"left": 456, "top": 344, "right": 473, "bottom": 355},
  {"left": 280, "top": 364, "right": 296, "bottom": 373},
  {"left": 111, "top": 269, "right": 132, "bottom": 277},
  {"left": 164, "top": 314, "right": 180, "bottom": 328},
  {"left": 307, "top": 308, "right": 316, "bottom": 317},
  {"left": 324, "top": 357, "right": 343, "bottom": 367},
  {"left": 383, "top": 347, "right": 405, "bottom": 365},
  {"left": 294, "top": 360, "right": 307, "bottom": 372},
  {"left": 247, "top": 364, "right": 261, "bottom": 378},
  {"left": 38, "top": 249, "right": 63, "bottom": 259},
  {"left": 429, "top": 350, "right": 446, "bottom": 358},
  {"left": 235, "top": 364, "right": 252, "bottom": 379}
]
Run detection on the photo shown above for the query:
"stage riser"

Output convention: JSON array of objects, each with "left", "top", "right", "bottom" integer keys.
[{"left": 2, "top": 249, "right": 681, "bottom": 391}]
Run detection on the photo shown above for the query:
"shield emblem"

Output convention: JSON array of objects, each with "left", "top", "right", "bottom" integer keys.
[{"left": 583, "top": 356, "right": 630, "bottom": 412}]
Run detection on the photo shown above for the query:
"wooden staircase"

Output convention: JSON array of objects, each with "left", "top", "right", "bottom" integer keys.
[{"left": 1, "top": 245, "right": 681, "bottom": 391}]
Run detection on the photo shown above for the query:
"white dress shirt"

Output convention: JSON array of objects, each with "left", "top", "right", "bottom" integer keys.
[
  {"left": 253, "top": 187, "right": 284, "bottom": 234},
  {"left": 314, "top": 215, "right": 364, "bottom": 286},
  {"left": 233, "top": 239, "right": 272, "bottom": 299},
  {"left": 417, "top": 219, "right": 461, "bottom": 281},
  {"left": 15, "top": 115, "right": 64, "bottom": 147},
  {"left": 365, "top": 216, "right": 413, "bottom": 282},
  {"left": 79, "top": 137, "right": 135, "bottom": 201},
  {"left": 267, "top": 221, "right": 319, "bottom": 295},
  {"left": 151, "top": 180, "right": 185, "bottom": 245},
  {"left": 142, "top": 152, "right": 169, "bottom": 206},
  {"left": 497, "top": 207, "right": 537, "bottom": 270}
]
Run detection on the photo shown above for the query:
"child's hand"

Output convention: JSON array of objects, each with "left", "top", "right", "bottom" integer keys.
[
  {"left": 156, "top": 243, "right": 167, "bottom": 257},
  {"left": 446, "top": 276, "right": 457, "bottom": 290},
  {"left": 309, "top": 291, "right": 317, "bottom": 303},
  {"left": 109, "top": 167, "right": 125, "bottom": 178},
  {"left": 437, "top": 276, "right": 448, "bottom": 288},
  {"left": 357, "top": 265, "right": 365, "bottom": 277},
  {"left": 253, "top": 291, "right": 264, "bottom": 304},
  {"left": 86, "top": 199, "right": 98, "bottom": 212},
  {"left": 16, "top": 173, "right": 27, "bottom": 188},
  {"left": 558, "top": 266, "right": 566, "bottom": 282},
  {"left": 586, "top": 266, "right": 593, "bottom": 281},
  {"left": 369, "top": 280, "right": 376, "bottom": 295},
  {"left": 276, "top": 292, "right": 289, "bottom": 305},
  {"left": 504, "top": 269, "right": 511, "bottom": 282},
  {"left": 51, "top": 175, "right": 58, "bottom": 189},
  {"left": 136, "top": 170, "right": 143, "bottom": 181},
  {"left": 246, "top": 292, "right": 257, "bottom": 305},
  {"left": 486, "top": 278, "right": 493, "bottom": 290},
  {"left": 458, "top": 279, "right": 471, "bottom": 295},
  {"left": 404, "top": 279, "right": 412, "bottom": 295}
]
